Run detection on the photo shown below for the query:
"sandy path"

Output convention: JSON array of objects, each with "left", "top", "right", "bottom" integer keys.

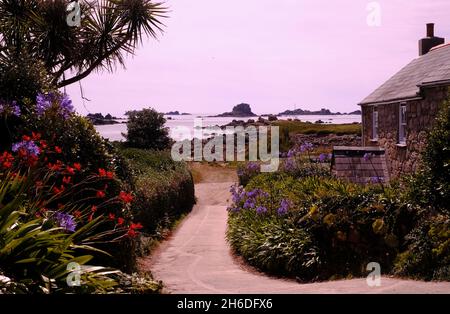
[{"left": 140, "top": 164, "right": 450, "bottom": 294}]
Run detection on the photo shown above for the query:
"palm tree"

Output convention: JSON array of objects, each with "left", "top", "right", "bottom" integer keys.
[{"left": 0, "top": 0, "right": 167, "bottom": 88}]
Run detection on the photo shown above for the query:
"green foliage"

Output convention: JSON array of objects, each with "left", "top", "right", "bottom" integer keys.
[
  {"left": 408, "top": 94, "right": 450, "bottom": 213},
  {"left": 394, "top": 215, "right": 450, "bottom": 281},
  {"left": 124, "top": 108, "right": 172, "bottom": 150},
  {"left": 273, "top": 120, "right": 361, "bottom": 137},
  {"left": 0, "top": 50, "right": 52, "bottom": 101},
  {"left": 228, "top": 174, "right": 417, "bottom": 281},
  {"left": 0, "top": 0, "right": 167, "bottom": 88},
  {"left": 118, "top": 148, "right": 195, "bottom": 237}
]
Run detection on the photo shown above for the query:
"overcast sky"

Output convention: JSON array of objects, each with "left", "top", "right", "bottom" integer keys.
[{"left": 66, "top": 0, "right": 450, "bottom": 116}]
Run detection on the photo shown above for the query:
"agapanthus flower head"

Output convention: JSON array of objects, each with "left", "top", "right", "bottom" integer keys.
[
  {"left": 369, "top": 176, "right": 383, "bottom": 184},
  {"left": 300, "top": 142, "right": 314, "bottom": 152},
  {"left": 256, "top": 206, "right": 268, "bottom": 215},
  {"left": 277, "top": 199, "right": 290, "bottom": 216},
  {"left": 55, "top": 212, "right": 77, "bottom": 232},
  {"left": 246, "top": 162, "right": 260, "bottom": 172},
  {"left": 243, "top": 198, "right": 255, "bottom": 209},
  {"left": 283, "top": 157, "right": 296, "bottom": 172},
  {"left": 230, "top": 184, "right": 245, "bottom": 203},
  {"left": 0, "top": 100, "right": 21, "bottom": 117},
  {"left": 36, "top": 92, "right": 74, "bottom": 119},
  {"left": 318, "top": 153, "right": 328, "bottom": 163},
  {"left": 12, "top": 140, "right": 40, "bottom": 157},
  {"left": 60, "top": 94, "right": 74, "bottom": 118}
]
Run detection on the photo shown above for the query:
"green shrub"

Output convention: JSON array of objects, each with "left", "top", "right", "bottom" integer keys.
[
  {"left": 228, "top": 174, "right": 414, "bottom": 281},
  {"left": 118, "top": 148, "right": 195, "bottom": 236},
  {"left": 124, "top": 108, "right": 171, "bottom": 150},
  {"left": 407, "top": 94, "right": 450, "bottom": 213},
  {"left": 394, "top": 214, "right": 450, "bottom": 281}
]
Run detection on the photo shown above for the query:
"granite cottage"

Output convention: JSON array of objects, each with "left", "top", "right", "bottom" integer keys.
[{"left": 334, "top": 23, "right": 450, "bottom": 182}]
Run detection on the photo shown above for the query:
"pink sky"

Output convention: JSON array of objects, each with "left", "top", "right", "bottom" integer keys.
[{"left": 66, "top": 0, "right": 450, "bottom": 116}]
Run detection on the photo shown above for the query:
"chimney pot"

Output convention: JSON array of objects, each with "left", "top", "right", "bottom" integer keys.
[
  {"left": 427, "top": 23, "right": 435, "bottom": 37},
  {"left": 419, "top": 23, "right": 444, "bottom": 56}
]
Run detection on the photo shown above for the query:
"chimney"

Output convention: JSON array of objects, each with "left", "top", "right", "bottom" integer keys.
[{"left": 419, "top": 23, "right": 445, "bottom": 56}]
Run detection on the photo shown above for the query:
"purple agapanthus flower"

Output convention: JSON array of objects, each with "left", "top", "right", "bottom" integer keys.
[
  {"left": 36, "top": 92, "right": 54, "bottom": 116},
  {"left": 11, "top": 101, "right": 20, "bottom": 117},
  {"left": 243, "top": 198, "right": 255, "bottom": 209},
  {"left": 60, "top": 94, "right": 74, "bottom": 118},
  {"left": 256, "top": 206, "right": 268, "bottom": 215},
  {"left": 0, "top": 100, "right": 21, "bottom": 117},
  {"left": 318, "top": 153, "right": 328, "bottom": 162},
  {"left": 369, "top": 176, "right": 384, "bottom": 184},
  {"left": 300, "top": 142, "right": 314, "bottom": 152},
  {"left": 283, "top": 158, "right": 296, "bottom": 172},
  {"left": 12, "top": 140, "right": 40, "bottom": 156},
  {"left": 277, "top": 199, "right": 290, "bottom": 216},
  {"left": 287, "top": 149, "right": 295, "bottom": 158},
  {"left": 246, "top": 162, "right": 260, "bottom": 172},
  {"left": 36, "top": 92, "right": 74, "bottom": 119},
  {"left": 55, "top": 212, "right": 77, "bottom": 232},
  {"left": 230, "top": 184, "right": 245, "bottom": 203}
]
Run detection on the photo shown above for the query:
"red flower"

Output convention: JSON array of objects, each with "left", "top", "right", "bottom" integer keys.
[
  {"left": 131, "top": 222, "right": 143, "bottom": 230},
  {"left": 65, "top": 166, "right": 75, "bottom": 175},
  {"left": 22, "top": 135, "right": 31, "bottom": 141},
  {"left": 26, "top": 155, "right": 39, "bottom": 167},
  {"left": 119, "top": 191, "right": 134, "bottom": 203},
  {"left": 40, "top": 140, "right": 48, "bottom": 149},
  {"left": 96, "top": 190, "right": 106, "bottom": 198},
  {"left": 91, "top": 205, "right": 97, "bottom": 212},
  {"left": 48, "top": 160, "right": 63, "bottom": 172},
  {"left": 0, "top": 152, "right": 14, "bottom": 169},
  {"left": 53, "top": 185, "right": 65, "bottom": 195},
  {"left": 32, "top": 132, "right": 41, "bottom": 141},
  {"left": 54, "top": 146, "right": 62, "bottom": 154},
  {"left": 98, "top": 168, "right": 106, "bottom": 177},
  {"left": 127, "top": 222, "right": 143, "bottom": 238},
  {"left": 108, "top": 213, "right": 116, "bottom": 221},
  {"left": 62, "top": 176, "right": 71, "bottom": 185},
  {"left": 73, "top": 210, "right": 82, "bottom": 218},
  {"left": 117, "top": 217, "right": 125, "bottom": 226},
  {"left": 73, "top": 163, "right": 81, "bottom": 171},
  {"left": 89, "top": 213, "right": 94, "bottom": 222}
]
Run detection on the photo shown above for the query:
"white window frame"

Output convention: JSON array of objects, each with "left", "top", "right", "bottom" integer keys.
[
  {"left": 398, "top": 103, "right": 407, "bottom": 145},
  {"left": 372, "top": 107, "right": 378, "bottom": 140}
]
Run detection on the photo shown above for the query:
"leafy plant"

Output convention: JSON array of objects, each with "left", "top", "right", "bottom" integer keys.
[{"left": 124, "top": 108, "right": 172, "bottom": 150}]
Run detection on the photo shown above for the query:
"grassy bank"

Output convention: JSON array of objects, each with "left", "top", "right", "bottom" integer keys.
[{"left": 272, "top": 120, "right": 361, "bottom": 136}]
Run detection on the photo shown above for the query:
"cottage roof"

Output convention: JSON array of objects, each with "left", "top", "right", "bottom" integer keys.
[{"left": 359, "top": 43, "right": 450, "bottom": 105}]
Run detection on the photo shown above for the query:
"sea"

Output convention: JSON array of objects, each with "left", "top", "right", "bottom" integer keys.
[{"left": 95, "top": 114, "right": 361, "bottom": 142}]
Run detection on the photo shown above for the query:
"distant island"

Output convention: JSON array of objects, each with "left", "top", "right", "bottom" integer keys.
[
  {"left": 86, "top": 113, "right": 122, "bottom": 125},
  {"left": 215, "top": 103, "right": 257, "bottom": 117},
  {"left": 278, "top": 108, "right": 362, "bottom": 116},
  {"left": 165, "top": 111, "right": 190, "bottom": 115}
]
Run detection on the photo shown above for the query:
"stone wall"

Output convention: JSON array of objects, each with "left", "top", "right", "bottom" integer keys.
[{"left": 361, "top": 86, "right": 448, "bottom": 178}]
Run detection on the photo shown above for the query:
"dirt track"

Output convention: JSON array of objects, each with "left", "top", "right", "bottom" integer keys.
[{"left": 140, "top": 164, "right": 450, "bottom": 294}]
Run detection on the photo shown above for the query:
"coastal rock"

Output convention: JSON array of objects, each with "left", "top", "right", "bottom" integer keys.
[{"left": 215, "top": 103, "right": 257, "bottom": 117}]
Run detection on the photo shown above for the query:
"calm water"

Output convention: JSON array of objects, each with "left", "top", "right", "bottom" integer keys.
[{"left": 95, "top": 114, "right": 361, "bottom": 142}]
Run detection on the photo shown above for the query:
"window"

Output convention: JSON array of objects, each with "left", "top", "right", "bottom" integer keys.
[
  {"left": 398, "top": 104, "right": 407, "bottom": 145},
  {"left": 372, "top": 107, "right": 378, "bottom": 140}
]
